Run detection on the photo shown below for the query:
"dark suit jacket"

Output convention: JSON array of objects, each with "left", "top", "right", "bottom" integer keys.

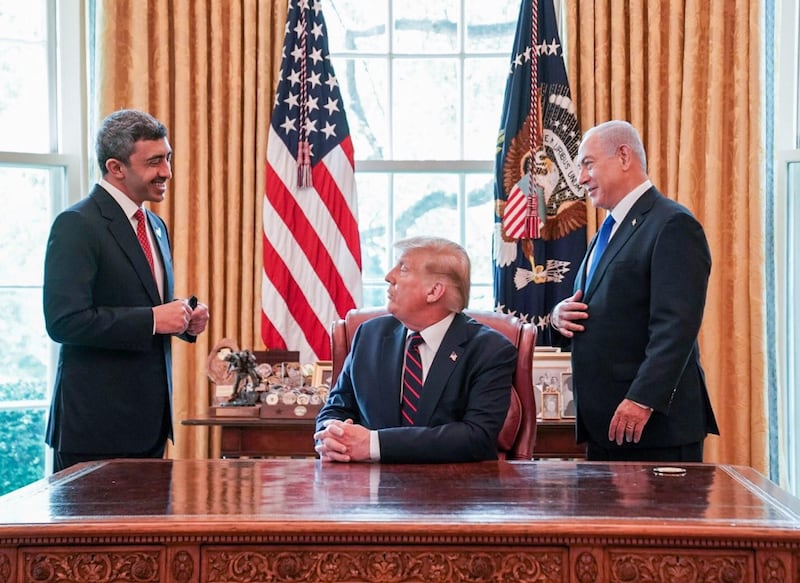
[
  {"left": 43, "top": 185, "right": 191, "bottom": 455},
  {"left": 315, "top": 312, "right": 517, "bottom": 463},
  {"left": 571, "top": 187, "right": 719, "bottom": 449}
]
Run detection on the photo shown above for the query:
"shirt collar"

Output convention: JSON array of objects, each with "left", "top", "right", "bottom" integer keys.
[
  {"left": 410, "top": 312, "right": 456, "bottom": 355},
  {"left": 99, "top": 178, "right": 142, "bottom": 220},
  {"left": 609, "top": 179, "right": 652, "bottom": 225}
]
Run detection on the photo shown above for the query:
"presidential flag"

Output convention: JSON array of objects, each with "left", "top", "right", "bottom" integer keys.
[
  {"left": 493, "top": 0, "right": 586, "bottom": 346},
  {"left": 263, "top": 0, "right": 362, "bottom": 364}
]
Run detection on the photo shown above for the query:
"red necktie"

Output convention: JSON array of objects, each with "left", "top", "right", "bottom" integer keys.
[
  {"left": 401, "top": 332, "right": 425, "bottom": 426},
  {"left": 134, "top": 208, "right": 156, "bottom": 278}
]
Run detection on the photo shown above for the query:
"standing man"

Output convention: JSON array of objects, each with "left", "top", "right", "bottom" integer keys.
[
  {"left": 314, "top": 236, "right": 517, "bottom": 463},
  {"left": 551, "top": 120, "right": 718, "bottom": 462},
  {"left": 43, "top": 109, "right": 210, "bottom": 472}
]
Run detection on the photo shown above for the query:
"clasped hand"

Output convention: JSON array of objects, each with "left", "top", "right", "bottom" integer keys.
[
  {"left": 313, "top": 419, "right": 370, "bottom": 462},
  {"left": 153, "top": 298, "right": 210, "bottom": 335}
]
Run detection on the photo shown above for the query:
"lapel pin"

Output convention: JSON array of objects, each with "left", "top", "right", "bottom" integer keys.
[
  {"left": 154, "top": 226, "right": 162, "bottom": 238},
  {"left": 631, "top": 218, "right": 637, "bottom": 227},
  {"left": 449, "top": 352, "right": 458, "bottom": 362}
]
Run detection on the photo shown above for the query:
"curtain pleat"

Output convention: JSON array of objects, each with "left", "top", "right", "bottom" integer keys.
[
  {"left": 567, "top": 0, "right": 765, "bottom": 470},
  {"left": 95, "top": 0, "right": 287, "bottom": 459},
  {"left": 94, "top": 0, "right": 765, "bottom": 468}
]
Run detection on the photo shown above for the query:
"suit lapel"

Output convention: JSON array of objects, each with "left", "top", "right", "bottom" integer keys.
[
  {"left": 146, "top": 211, "right": 174, "bottom": 301},
  {"left": 414, "top": 314, "right": 468, "bottom": 425},
  {"left": 584, "top": 188, "right": 658, "bottom": 298},
  {"left": 92, "top": 186, "right": 162, "bottom": 305},
  {"left": 385, "top": 324, "right": 407, "bottom": 423}
]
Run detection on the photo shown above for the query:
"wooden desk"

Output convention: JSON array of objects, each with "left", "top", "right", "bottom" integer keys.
[
  {"left": 182, "top": 416, "right": 586, "bottom": 459},
  {"left": 1, "top": 459, "right": 799, "bottom": 583}
]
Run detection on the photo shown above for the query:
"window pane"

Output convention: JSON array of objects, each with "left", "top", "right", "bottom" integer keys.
[
  {"left": 338, "top": 58, "right": 389, "bottom": 160},
  {"left": 0, "top": 289, "right": 49, "bottom": 394},
  {"left": 469, "top": 284, "right": 493, "bottom": 310},
  {"left": 464, "top": 57, "right": 509, "bottom": 159},
  {"left": 0, "top": 0, "right": 51, "bottom": 152},
  {"left": 393, "top": 59, "right": 459, "bottom": 159},
  {"left": 464, "top": 173, "right": 494, "bottom": 284},
  {"left": 0, "top": 167, "right": 55, "bottom": 286},
  {"left": 327, "top": 0, "right": 388, "bottom": 53},
  {"left": 393, "top": 173, "right": 458, "bottom": 241},
  {"left": 356, "top": 172, "right": 390, "bottom": 281},
  {"left": 393, "top": 0, "right": 459, "bottom": 54},
  {"left": 464, "top": 0, "right": 518, "bottom": 52},
  {"left": 786, "top": 161, "right": 800, "bottom": 492},
  {"left": 0, "top": 408, "right": 47, "bottom": 495}
]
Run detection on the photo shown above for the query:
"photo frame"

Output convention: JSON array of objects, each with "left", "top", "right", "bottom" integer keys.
[
  {"left": 533, "top": 349, "right": 571, "bottom": 419},
  {"left": 541, "top": 389, "right": 561, "bottom": 420},
  {"left": 560, "top": 372, "right": 575, "bottom": 418},
  {"left": 312, "top": 360, "right": 333, "bottom": 388}
]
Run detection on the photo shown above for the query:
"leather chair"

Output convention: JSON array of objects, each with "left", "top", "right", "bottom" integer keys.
[{"left": 329, "top": 307, "right": 537, "bottom": 460}]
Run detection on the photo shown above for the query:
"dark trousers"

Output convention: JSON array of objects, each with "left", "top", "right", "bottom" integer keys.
[{"left": 586, "top": 440, "right": 704, "bottom": 463}]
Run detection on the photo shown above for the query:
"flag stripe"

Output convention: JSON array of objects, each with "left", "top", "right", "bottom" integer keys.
[
  {"left": 262, "top": 221, "right": 330, "bottom": 358},
  {"left": 262, "top": 0, "right": 361, "bottom": 364},
  {"left": 266, "top": 129, "right": 358, "bottom": 315}
]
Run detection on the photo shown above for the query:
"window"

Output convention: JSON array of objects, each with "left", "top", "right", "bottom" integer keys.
[
  {"left": 0, "top": 0, "right": 87, "bottom": 494},
  {"left": 772, "top": 0, "right": 800, "bottom": 495},
  {"left": 326, "top": 0, "right": 521, "bottom": 308}
]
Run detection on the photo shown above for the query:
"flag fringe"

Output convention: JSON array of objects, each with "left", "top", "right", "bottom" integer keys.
[{"left": 298, "top": 141, "right": 312, "bottom": 188}]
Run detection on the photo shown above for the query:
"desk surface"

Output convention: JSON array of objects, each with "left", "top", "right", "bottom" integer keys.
[
  {"left": 1, "top": 459, "right": 799, "bottom": 535},
  {"left": 2, "top": 459, "right": 800, "bottom": 583}
]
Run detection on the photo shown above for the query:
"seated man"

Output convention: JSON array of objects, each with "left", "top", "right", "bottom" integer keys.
[{"left": 314, "top": 236, "right": 517, "bottom": 463}]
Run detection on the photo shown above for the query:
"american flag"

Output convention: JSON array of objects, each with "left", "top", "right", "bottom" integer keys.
[
  {"left": 493, "top": 0, "right": 586, "bottom": 346},
  {"left": 263, "top": 0, "right": 362, "bottom": 364}
]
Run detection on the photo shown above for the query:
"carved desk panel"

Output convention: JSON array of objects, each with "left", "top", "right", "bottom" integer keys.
[{"left": 1, "top": 459, "right": 799, "bottom": 583}]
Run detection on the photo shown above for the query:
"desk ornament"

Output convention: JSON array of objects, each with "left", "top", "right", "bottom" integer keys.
[
  {"left": 259, "top": 361, "right": 329, "bottom": 420},
  {"left": 206, "top": 339, "right": 261, "bottom": 416}
]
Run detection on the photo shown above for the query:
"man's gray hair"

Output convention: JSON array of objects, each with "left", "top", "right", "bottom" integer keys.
[
  {"left": 582, "top": 120, "right": 647, "bottom": 171},
  {"left": 95, "top": 109, "right": 168, "bottom": 174}
]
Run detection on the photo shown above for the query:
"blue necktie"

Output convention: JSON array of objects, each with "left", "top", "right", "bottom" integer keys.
[
  {"left": 586, "top": 215, "right": 615, "bottom": 286},
  {"left": 401, "top": 332, "right": 425, "bottom": 426}
]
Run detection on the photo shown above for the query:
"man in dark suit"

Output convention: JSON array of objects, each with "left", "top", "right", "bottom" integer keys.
[
  {"left": 43, "top": 109, "right": 210, "bottom": 472},
  {"left": 551, "top": 120, "right": 718, "bottom": 462},
  {"left": 314, "top": 236, "right": 517, "bottom": 463}
]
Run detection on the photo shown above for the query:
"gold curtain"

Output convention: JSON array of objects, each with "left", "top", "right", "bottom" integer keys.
[
  {"left": 95, "top": 0, "right": 288, "bottom": 459},
  {"left": 94, "top": 0, "right": 765, "bottom": 468},
  {"left": 565, "top": 1, "right": 765, "bottom": 470}
]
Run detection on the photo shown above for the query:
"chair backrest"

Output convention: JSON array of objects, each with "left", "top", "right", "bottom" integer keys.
[{"left": 329, "top": 307, "right": 537, "bottom": 460}]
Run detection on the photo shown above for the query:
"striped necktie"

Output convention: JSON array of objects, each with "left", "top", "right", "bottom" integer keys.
[{"left": 401, "top": 332, "right": 425, "bottom": 426}]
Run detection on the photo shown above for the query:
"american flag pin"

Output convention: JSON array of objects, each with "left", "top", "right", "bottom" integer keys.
[{"left": 449, "top": 352, "right": 458, "bottom": 361}]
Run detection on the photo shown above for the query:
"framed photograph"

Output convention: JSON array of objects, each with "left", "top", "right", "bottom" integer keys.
[
  {"left": 541, "top": 389, "right": 561, "bottom": 420},
  {"left": 312, "top": 360, "right": 333, "bottom": 387},
  {"left": 533, "top": 350, "right": 571, "bottom": 419},
  {"left": 560, "top": 372, "right": 575, "bottom": 418}
]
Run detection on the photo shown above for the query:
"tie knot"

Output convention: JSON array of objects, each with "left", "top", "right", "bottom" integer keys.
[
  {"left": 408, "top": 332, "right": 424, "bottom": 349},
  {"left": 134, "top": 208, "right": 145, "bottom": 222},
  {"left": 602, "top": 214, "right": 615, "bottom": 228}
]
